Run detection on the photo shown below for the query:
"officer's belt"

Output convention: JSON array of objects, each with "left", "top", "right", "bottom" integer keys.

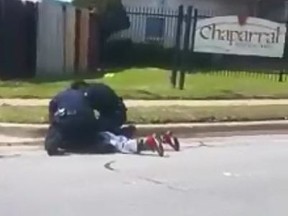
[{"left": 55, "top": 109, "right": 77, "bottom": 117}]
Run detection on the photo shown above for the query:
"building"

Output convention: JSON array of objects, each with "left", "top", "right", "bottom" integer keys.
[
  {"left": 122, "top": 0, "right": 246, "bottom": 15},
  {"left": 112, "top": 0, "right": 288, "bottom": 47},
  {"left": 122, "top": 0, "right": 288, "bottom": 21}
]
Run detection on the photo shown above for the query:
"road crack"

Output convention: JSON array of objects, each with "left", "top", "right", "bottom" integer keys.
[
  {"left": 104, "top": 160, "right": 118, "bottom": 172},
  {"left": 103, "top": 159, "right": 187, "bottom": 192}
]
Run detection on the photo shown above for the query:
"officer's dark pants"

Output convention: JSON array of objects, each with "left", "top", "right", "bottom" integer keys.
[
  {"left": 45, "top": 114, "right": 97, "bottom": 155},
  {"left": 45, "top": 114, "right": 118, "bottom": 156}
]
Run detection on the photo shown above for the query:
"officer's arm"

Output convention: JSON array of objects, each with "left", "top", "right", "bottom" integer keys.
[
  {"left": 48, "top": 99, "right": 58, "bottom": 123},
  {"left": 118, "top": 97, "right": 127, "bottom": 111},
  {"left": 116, "top": 97, "right": 127, "bottom": 124},
  {"left": 85, "top": 89, "right": 100, "bottom": 111}
]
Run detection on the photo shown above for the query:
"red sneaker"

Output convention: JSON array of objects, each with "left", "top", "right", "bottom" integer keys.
[
  {"left": 137, "top": 133, "right": 164, "bottom": 157},
  {"left": 161, "top": 131, "right": 180, "bottom": 151}
]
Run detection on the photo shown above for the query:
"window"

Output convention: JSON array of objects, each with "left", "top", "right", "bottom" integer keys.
[{"left": 145, "top": 17, "right": 165, "bottom": 42}]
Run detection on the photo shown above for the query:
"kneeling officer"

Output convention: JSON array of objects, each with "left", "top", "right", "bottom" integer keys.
[
  {"left": 45, "top": 88, "right": 98, "bottom": 156},
  {"left": 70, "top": 81, "right": 128, "bottom": 135}
]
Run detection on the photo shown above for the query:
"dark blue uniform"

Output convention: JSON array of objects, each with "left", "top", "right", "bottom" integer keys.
[
  {"left": 45, "top": 89, "right": 98, "bottom": 155},
  {"left": 83, "top": 83, "right": 127, "bottom": 134}
]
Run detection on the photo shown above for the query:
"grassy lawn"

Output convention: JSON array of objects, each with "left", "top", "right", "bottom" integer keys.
[
  {"left": 0, "top": 68, "right": 288, "bottom": 99},
  {"left": 0, "top": 105, "right": 287, "bottom": 124}
]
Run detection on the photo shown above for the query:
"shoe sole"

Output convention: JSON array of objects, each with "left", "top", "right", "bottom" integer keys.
[
  {"left": 153, "top": 134, "right": 164, "bottom": 157},
  {"left": 173, "top": 137, "right": 180, "bottom": 151},
  {"left": 162, "top": 132, "right": 181, "bottom": 152}
]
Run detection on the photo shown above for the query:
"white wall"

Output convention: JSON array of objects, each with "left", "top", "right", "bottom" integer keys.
[
  {"left": 36, "top": 0, "right": 77, "bottom": 75},
  {"left": 36, "top": 0, "right": 65, "bottom": 75}
]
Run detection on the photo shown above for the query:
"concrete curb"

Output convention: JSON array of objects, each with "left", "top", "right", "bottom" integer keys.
[
  {"left": 1, "top": 121, "right": 288, "bottom": 147},
  {"left": 1, "top": 120, "right": 288, "bottom": 143},
  {"left": 2, "top": 99, "right": 288, "bottom": 107}
]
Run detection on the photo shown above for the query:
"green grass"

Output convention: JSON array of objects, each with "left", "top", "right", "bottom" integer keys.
[
  {"left": 0, "top": 68, "right": 288, "bottom": 99},
  {"left": 0, "top": 105, "right": 288, "bottom": 124}
]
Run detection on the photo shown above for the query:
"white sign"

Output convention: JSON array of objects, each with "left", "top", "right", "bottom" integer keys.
[{"left": 194, "top": 16, "right": 287, "bottom": 58}]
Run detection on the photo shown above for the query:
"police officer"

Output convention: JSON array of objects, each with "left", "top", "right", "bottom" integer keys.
[
  {"left": 70, "top": 81, "right": 129, "bottom": 136},
  {"left": 45, "top": 87, "right": 98, "bottom": 156}
]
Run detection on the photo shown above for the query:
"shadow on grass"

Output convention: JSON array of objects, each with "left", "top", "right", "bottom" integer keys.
[
  {"left": 0, "top": 72, "right": 108, "bottom": 86},
  {"left": 1, "top": 65, "right": 284, "bottom": 86},
  {"left": 24, "top": 72, "right": 106, "bottom": 84},
  {"left": 220, "top": 90, "right": 246, "bottom": 98},
  {"left": 133, "top": 90, "right": 164, "bottom": 99},
  {"left": 6, "top": 65, "right": 172, "bottom": 85},
  {"left": 0, "top": 65, "right": 166, "bottom": 84}
]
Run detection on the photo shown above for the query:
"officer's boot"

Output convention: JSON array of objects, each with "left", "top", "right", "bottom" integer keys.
[{"left": 44, "top": 126, "right": 65, "bottom": 156}]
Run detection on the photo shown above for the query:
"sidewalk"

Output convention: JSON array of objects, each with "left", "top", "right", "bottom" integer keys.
[{"left": 1, "top": 99, "right": 288, "bottom": 107}]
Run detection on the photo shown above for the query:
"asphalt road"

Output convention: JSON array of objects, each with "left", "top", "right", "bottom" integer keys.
[{"left": 1, "top": 135, "right": 288, "bottom": 216}]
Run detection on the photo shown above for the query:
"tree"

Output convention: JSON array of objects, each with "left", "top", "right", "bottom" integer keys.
[
  {"left": 73, "top": 0, "right": 130, "bottom": 67},
  {"left": 73, "top": 0, "right": 119, "bottom": 13},
  {"left": 73, "top": 0, "right": 130, "bottom": 40}
]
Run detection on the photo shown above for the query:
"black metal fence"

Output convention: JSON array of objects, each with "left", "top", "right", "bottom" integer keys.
[
  {"left": 110, "top": 7, "right": 178, "bottom": 47},
  {"left": 106, "top": 5, "right": 288, "bottom": 89},
  {"left": 103, "top": 7, "right": 181, "bottom": 68}
]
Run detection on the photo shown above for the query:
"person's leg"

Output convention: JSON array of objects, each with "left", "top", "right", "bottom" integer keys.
[
  {"left": 98, "top": 132, "right": 137, "bottom": 154},
  {"left": 84, "top": 132, "right": 117, "bottom": 154},
  {"left": 98, "top": 132, "right": 165, "bottom": 156}
]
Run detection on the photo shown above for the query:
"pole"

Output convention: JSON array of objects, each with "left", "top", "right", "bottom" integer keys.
[
  {"left": 179, "top": 6, "right": 192, "bottom": 90},
  {"left": 171, "top": 5, "right": 183, "bottom": 88}
]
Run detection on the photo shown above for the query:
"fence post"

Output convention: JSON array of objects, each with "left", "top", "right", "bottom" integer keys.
[
  {"left": 171, "top": 5, "right": 184, "bottom": 88},
  {"left": 179, "top": 6, "right": 193, "bottom": 90},
  {"left": 62, "top": 4, "right": 67, "bottom": 74},
  {"left": 74, "top": 8, "right": 81, "bottom": 72},
  {"left": 190, "top": 9, "right": 198, "bottom": 54},
  {"left": 279, "top": 70, "right": 284, "bottom": 82}
]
